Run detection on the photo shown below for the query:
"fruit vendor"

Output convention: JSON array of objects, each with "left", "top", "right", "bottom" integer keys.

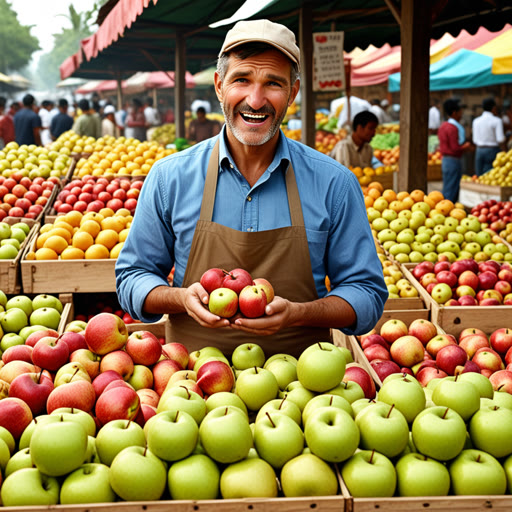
[
  {"left": 116, "top": 19, "right": 387, "bottom": 357},
  {"left": 329, "top": 111, "right": 380, "bottom": 169}
]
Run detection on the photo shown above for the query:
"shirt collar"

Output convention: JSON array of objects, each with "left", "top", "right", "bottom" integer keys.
[{"left": 218, "top": 125, "right": 291, "bottom": 175}]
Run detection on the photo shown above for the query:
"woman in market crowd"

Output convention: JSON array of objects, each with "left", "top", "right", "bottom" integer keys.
[
  {"left": 14, "top": 94, "right": 42, "bottom": 146},
  {"left": 329, "top": 110, "right": 379, "bottom": 169},
  {"left": 124, "top": 98, "right": 147, "bottom": 141},
  {"left": 438, "top": 98, "right": 472, "bottom": 203},
  {"left": 115, "top": 19, "right": 387, "bottom": 358},
  {"left": 72, "top": 99, "right": 101, "bottom": 138},
  {"left": 50, "top": 99, "right": 74, "bottom": 140},
  {"left": 101, "top": 105, "right": 118, "bottom": 137},
  {"left": 472, "top": 97, "right": 506, "bottom": 176},
  {"left": 0, "top": 96, "right": 15, "bottom": 149}
]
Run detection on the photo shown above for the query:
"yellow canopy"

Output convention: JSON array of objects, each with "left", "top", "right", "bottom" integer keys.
[{"left": 476, "top": 29, "right": 512, "bottom": 74}]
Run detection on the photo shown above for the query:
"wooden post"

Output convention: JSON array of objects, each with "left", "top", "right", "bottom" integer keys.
[
  {"left": 175, "top": 31, "right": 186, "bottom": 139},
  {"left": 115, "top": 72, "right": 123, "bottom": 112},
  {"left": 344, "top": 59, "right": 352, "bottom": 130},
  {"left": 397, "top": 0, "right": 431, "bottom": 192},
  {"left": 299, "top": 4, "right": 314, "bottom": 149}
]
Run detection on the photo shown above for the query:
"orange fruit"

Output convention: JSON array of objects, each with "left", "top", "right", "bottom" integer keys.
[
  {"left": 53, "top": 220, "right": 74, "bottom": 237},
  {"left": 450, "top": 208, "right": 467, "bottom": 221},
  {"left": 47, "top": 227, "right": 72, "bottom": 244},
  {"left": 427, "top": 190, "right": 444, "bottom": 204},
  {"left": 116, "top": 208, "right": 132, "bottom": 217},
  {"left": 119, "top": 228, "right": 130, "bottom": 242},
  {"left": 110, "top": 242, "right": 124, "bottom": 259},
  {"left": 396, "top": 191, "right": 409, "bottom": 201},
  {"left": 423, "top": 196, "right": 436, "bottom": 209},
  {"left": 43, "top": 235, "right": 69, "bottom": 255},
  {"left": 81, "top": 212, "right": 104, "bottom": 224},
  {"left": 99, "top": 208, "right": 115, "bottom": 219},
  {"left": 95, "top": 229, "right": 119, "bottom": 250},
  {"left": 61, "top": 247, "right": 85, "bottom": 260},
  {"left": 409, "top": 189, "right": 426, "bottom": 203},
  {"left": 364, "top": 196, "right": 374, "bottom": 208},
  {"left": 79, "top": 220, "right": 101, "bottom": 239},
  {"left": 435, "top": 199, "right": 454, "bottom": 216},
  {"left": 39, "top": 223, "right": 55, "bottom": 235},
  {"left": 367, "top": 188, "right": 381, "bottom": 200},
  {"left": 85, "top": 244, "right": 110, "bottom": 259},
  {"left": 382, "top": 189, "right": 397, "bottom": 203},
  {"left": 401, "top": 197, "right": 415, "bottom": 210},
  {"left": 25, "top": 251, "right": 36, "bottom": 260},
  {"left": 101, "top": 217, "right": 125, "bottom": 233},
  {"left": 367, "top": 181, "right": 384, "bottom": 193},
  {"left": 72, "top": 231, "right": 94, "bottom": 251},
  {"left": 64, "top": 210, "right": 83, "bottom": 228},
  {"left": 35, "top": 247, "right": 58, "bottom": 260}
]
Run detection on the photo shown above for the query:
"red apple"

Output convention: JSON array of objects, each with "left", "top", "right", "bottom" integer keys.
[
  {"left": 222, "top": 268, "right": 253, "bottom": 295},
  {"left": 379, "top": 319, "right": 408, "bottom": 344},
  {"left": 489, "top": 370, "right": 512, "bottom": 394},
  {"left": 436, "top": 270, "right": 457, "bottom": 288},
  {"left": 407, "top": 319, "right": 438, "bottom": 345},
  {"left": 472, "top": 347, "right": 505, "bottom": 373},
  {"left": 370, "top": 359, "right": 400, "bottom": 382},
  {"left": 459, "top": 334, "right": 490, "bottom": 358},
  {"left": 196, "top": 359, "right": 235, "bottom": 396},
  {"left": 390, "top": 335, "right": 424, "bottom": 368},
  {"left": 95, "top": 386, "right": 140, "bottom": 426},
  {"left": 238, "top": 285, "right": 267, "bottom": 318},
  {"left": 161, "top": 342, "right": 189, "bottom": 369},
  {"left": 490, "top": 328, "right": 512, "bottom": 356},
  {"left": 91, "top": 370, "right": 124, "bottom": 398},
  {"left": 137, "top": 388, "right": 160, "bottom": 408},
  {"left": 46, "top": 379, "right": 96, "bottom": 414},
  {"left": 84, "top": 313, "right": 128, "bottom": 355},
  {"left": 0, "top": 360, "right": 38, "bottom": 384},
  {"left": 458, "top": 270, "right": 479, "bottom": 290},
  {"left": 343, "top": 363, "right": 376, "bottom": 399},
  {"left": 153, "top": 359, "right": 182, "bottom": 396},
  {"left": 360, "top": 333, "right": 389, "bottom": 350},
  {"left": 0, "top": 397, "right": 33, "bottom": 440},
  {"left": 363, "top": 344, "right": 390, "bottom": 362},
  {"left": 9, "top": 372, "right": 54, "bottom": 416},
  {"left": 99, "top": 350, "right": 134, "bottom": 381},
  {"left": 478, "top": 271, "right": 499, "bottom": 290},
  {"left": 31, "top": 336, "right": 70, "bottom": 372},
  {"left": 426, "top": 334, "right": 457, "bottom": 358},
  {"left": 459, "top": 327, "right": 487, "bottom": 340},
  {"left": 59, "top": 331, "right": 87, "bottom": 353},
  {"left": 417, "top": 366, "right": 448, "bottom": 387},
  {"left": 2, "top": 345, "right": 33, "bottom": 364},
  {"left": 125, "top": 331, "right": 162, "bottom": 366},
  {"left": 436, "top": 344, "right": 468, "bottom": 376},
  {"left": 253, "top": 278, "right": 275, "bottom": 303}
]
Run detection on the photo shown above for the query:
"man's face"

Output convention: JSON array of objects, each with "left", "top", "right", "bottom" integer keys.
[
  {"left": 358, "top": 121, "right": 378, "bottom": 144},
  {"left": 215, "top": 49, "right": 299, "bottom": 146}
]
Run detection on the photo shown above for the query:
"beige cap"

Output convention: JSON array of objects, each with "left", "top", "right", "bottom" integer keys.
[{"left": 219, "top": 19, "right": 300, "bottom": 71}]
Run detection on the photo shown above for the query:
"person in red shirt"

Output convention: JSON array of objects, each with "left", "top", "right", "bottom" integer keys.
[
  {"left": 438, "top": 98, "right": 472, "bottom": 202},
  {"left": 0, "top": 97, "right": 15, "bottom": 149}
]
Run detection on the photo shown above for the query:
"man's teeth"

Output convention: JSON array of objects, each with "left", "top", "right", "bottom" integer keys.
[{"left": 242, "top": 113, "right": 267, "bottom": 120}]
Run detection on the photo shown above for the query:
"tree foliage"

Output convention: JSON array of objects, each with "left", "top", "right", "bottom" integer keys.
[
  {"left": 36, "top": 3, "right": 102, "bottom": 90},
  {"left": 0, "top": 0, "right": 40, "bottom": 73}
]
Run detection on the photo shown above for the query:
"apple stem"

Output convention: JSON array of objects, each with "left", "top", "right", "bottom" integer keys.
[
  {"left": 59, "top": 414, "right": 64, "bottom": 422},
  {"left": 174, "top": 410, "right": 180, "bottom": 422},
  {"left": 386, "top": 404, "right": 395, "bottom": 418},
  {"left": 369, "top": 450, "right": 375, "bottom": 464},
  {"left": 493, "top": 405, "right": 500, "bottom": 411},
  {"left": 454, "top": 374, "right": 459, "bottom": 382},
  {"left": 278, "top": 397, "right": 287, "bottom": 410},
  {"left": 37, "top": 369, "right": 44, "bottom": 384},
  {"left": 329, "top": 396, "right": 334, "bottom": 406},
  {"left": 266, "top": 412, "right": 276, "bottom": 427},
  {"left": 143, "top": 446, "right": 148, "bottom": 456},
  {"left": 222, "top": 270, "right": 234, "bottom": 279},
  {"left": 498, "top": 384, "right": 505, "bottom": 392},
  {"left": 70, "top": 367, "right": 80, "bottom": 381},
  {"left": 254, "top": 367, "right": 259, "bottom": 374},
  {"left": 442, "top": 408, "right": 450, "bottom": 419},
  {"left": 342, "top": 381, "right": 348, "bottom": 389},
  {"left": 124, "top": 420, "right": 131, "bottom": 429},
  {"left": 224, "top": 407, "right": 229, "bottom": 416},
  {"left": 180, "top": 386, "right": 191, "bottom": 399},
  {"left": 476, "top": 454, "right": 481, "bottom": 463}
]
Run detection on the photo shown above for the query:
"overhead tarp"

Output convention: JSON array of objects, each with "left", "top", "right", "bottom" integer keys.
[
  {"left": 122, "top": 71, "right": 195, "bottom": 94},
  {"left": 351, "top": 46, "right": 401, "bottom": 86},
  {"left": 192, "top": 67, "right": 216, "bottom": 86},
  {"left": 388, "top": 25, "right": 512, "bottom": 91},
  {"left": 388, "top": 48, "right": 512, "bottom": 91}
]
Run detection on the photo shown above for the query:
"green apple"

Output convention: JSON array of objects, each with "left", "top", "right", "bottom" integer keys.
[
  {"left": 0, "top": 223, "right": 11, "bottom": 240},
  {"left": 199, "top": 406, "right": 253, "bottom": 463},
  {"left": 18, "top": 324, "right": 48, "bottom": 341},
  {"left": 396, "top": 453, "right": 450, "bottom": 496},
  {"left": 205, "top": 391, "right": 248, "bottom": 416},
  {"left": 254, "top": 411, "right": 304, "bottom": 468},
  {"left": 220, "top": 457, "right": 278, "bottom": 498},
  {"left": 411, "top": 406, "right": 467, "bottom": 461},
  {"left": 157, "top": 386, "right": 206, "bottom": 424},
  {"left": 0, "top": 425, "right": 15, "bottom": 454},
  {"left": 54, "top": 362, "right": 90, "bottom": 386},
  {"left": 60, "top": 463, "right": 116, "bottom": 504},
  {"left": 504, "top": 454, "right": 512, "bottom": 493},
  {"left": 449, "top": 449, "right": 507, "bottom": 495},
  {"left": 235, "top": 366, "right": 279, "bottom": 411},
  {"left": 302, "top": 394, "right": 353, "bottom": 424},
  {"left": 264, "top": 353, "right": 297, "bottom": 368},
  {"left": 147, "top": 410, "right": 198, "bottom": 462},
  {"left": 255, "top": 397, "right": 302, "bottom": 426},
  {"left": 84, "top": 435, "right": 100, "bottom": 464},
  {"left": 18, "top": 414, "right": 61, "bottom": 450},
  {"left": 5, "top": 295, "right": 33, "bottom": 317},
  {"left": 0, "top": 332, "right": 24, "bottom": 351},
  {"left": 432, "top": 378, "right": 480, "bottom": 421},
  {"left": 0, "top": 437, "right": 11, "bottom": 472},
  {"left": 4, "top": 447, "right": 32, "bottom": 476},
  {"left": 296, "top": 342, "right": 346, "bottom": 392},
  {"left": 0, "top": 307, "right": 28, "bottom": 333},
  {"left": 49, "top": 407, "right": 97, "bottom": 437},
  {"left": 29, "top": 307, "right": 61, "bottom": 330},
  {"left": 377, "top": 375, "right": 426, "bottom": 423},
  {"left": 264, "top": 357, "right": 297, "bottom": 390},
  {"left": 356, "top": 402, "right": 409, "bottom": 458},
  {"left": 304, "top": 406, "right": 359, "bottom": 462},
  {"left": 231, "top": 342, "right": 266, "bottom": 370},
  {"left": 326, "top": 380, "right": 364, "bottom": 403},
  {"left": 0, "top": 467, "right": 60, "bottom": 506},
  {"left": 95, "top": 419, "right": 146, "bottom": 466},
  {"left": 109, "top": 446, "right": 167, "bottom": 501},
  {"left": 10, "top": 228, "right": 26, "bottom": 244},
  {"left": 168, "top": 454, "right": 220, "bottom": 500},
  {"left": 0, "top": 244, "right": 18, "bottom": 259},
  {"left": 342, "top": 450, "right": 396, "bottom": 497},
  {"left": 469, "top": 404, "right": 512, "bottom": 459},
  {"left": 492, "top": 391, "right": 512, "bottom": 410},
  {"left": 10, "top": 222, "right": 30, "bottom": 236},
  {"left": 458, "top": 372, "right": 494, "bottom": 399},
  {"left": 278, "top": 380, "right": 316, "bottom": 412},
  {"left": 31, "top": 294, "right": 63, "bottom": 313},
  {"left": 30, "top": 418, "right": 88, "bottom": 476},
  {"left": 352, "top": 397, "right": 378, "bottom": 416}
]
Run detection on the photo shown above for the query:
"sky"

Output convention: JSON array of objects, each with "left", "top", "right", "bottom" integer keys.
[{"left": 10, "top": 0, "right": 95, "bottom": 55}]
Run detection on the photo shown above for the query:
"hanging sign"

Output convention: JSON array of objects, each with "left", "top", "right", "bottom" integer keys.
[{"left": 313, "top": 31, "right": 345, "bottom": 92}]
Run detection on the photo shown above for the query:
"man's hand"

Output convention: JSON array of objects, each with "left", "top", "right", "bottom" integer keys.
[{"left": 230, "top": 296, "right": 295, "bottom": 335}]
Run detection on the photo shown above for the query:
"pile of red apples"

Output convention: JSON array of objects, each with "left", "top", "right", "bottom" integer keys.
[
  {"left": 200, "top": 267, "right": 274, "bottom": 319},
  {"left": 361, "top": 317, "right": 512, "bottom": 390},
  {"left": 470, "top": 199, "right": 511, "bottom": 232},
  {"left": 53, "top": 176, "right": 142, "bottom": 215},
  {"left": 412, "top": 258, "right": 512, "bottom": 306}
]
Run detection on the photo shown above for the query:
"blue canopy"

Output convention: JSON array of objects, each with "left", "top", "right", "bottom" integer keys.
[{"left": 388, "top": 49, "right": 512, "bottom": 91}]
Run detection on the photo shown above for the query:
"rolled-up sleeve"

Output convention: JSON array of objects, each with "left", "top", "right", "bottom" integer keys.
[{"left": 326, "top": 170, "right": 388, "bottom": 335}]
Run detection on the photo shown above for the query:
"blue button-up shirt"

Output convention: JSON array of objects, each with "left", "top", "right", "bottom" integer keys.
[{"left": 115, "top": 128, "right": 387, "bottom": 335}]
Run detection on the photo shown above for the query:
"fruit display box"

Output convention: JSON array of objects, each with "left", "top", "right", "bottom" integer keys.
[
  {"left": 20, "top": 235, "right": 117, "bottom": 293},
  {"left": 0, "top": 218, "right": 39, "bottom": 294},
  {"left": 371, "top": 172, "right": 394, "bottom": 190},
  {"left": 427, "top": 163, "right": 442, "bottom": 181},
  {"left": 459, "top": 181, "right": 512, "bottom": 208},
  {"left": 401, "top": 264, "right": 512, "bottom": 338}
]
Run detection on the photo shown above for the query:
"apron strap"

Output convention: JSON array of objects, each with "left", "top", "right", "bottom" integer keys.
[{"left": 199, "top": 138, "right": 305, "bottom": 227}]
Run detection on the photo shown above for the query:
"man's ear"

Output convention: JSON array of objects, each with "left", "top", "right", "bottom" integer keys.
[
  {"left": 214, "top": 72, "right": 223, "bottom": 103},
  {"left": 289, "top": 79, "right": 300, "bottom": 106}
]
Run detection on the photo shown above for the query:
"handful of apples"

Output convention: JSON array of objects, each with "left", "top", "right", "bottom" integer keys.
[{"left": 199, "top": 268, "right": 274, "bottom": 319}]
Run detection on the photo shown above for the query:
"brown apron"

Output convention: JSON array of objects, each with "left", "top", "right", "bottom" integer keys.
[{"left": 168, "top": 140, "right": 331, "bottom": 358}]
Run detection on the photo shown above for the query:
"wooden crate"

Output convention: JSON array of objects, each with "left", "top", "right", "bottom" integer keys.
[
  {"left": 372, "top": 172, "right": 395, "bottom": 190},
  {"left": 459, "top": 180, "right": 512, "bottom": 208},
  {"left": 401, "top": 264, "right": 512, "bottom": 338},
  {"left": 20, "top": 234, "right": 117, "bottom": 293},
  {"left": 351, "top": 496, "right": 512, "bottom": 512},
  {"left": 427, "top": 163, "right": 442, "bottom": 181},
  {"left": 0, "top": 219, "right": 39, "bottom": 294}
]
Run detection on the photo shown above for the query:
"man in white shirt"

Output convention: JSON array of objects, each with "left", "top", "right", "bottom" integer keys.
[
  {"left": 428, "top": 99, "right": 441, "bottom": 135},
  {"left": 472, "top": 98, "right": 506, "bottom": 176},
  {"left": 370, "top": 99, "right": 391, "bottom": 125},
  {"left": 143, "top": 98, "right": 161, "bottom": 127},
  {"left": 39, "top": 100, "right": 54, "bottom": 146},
  {"left": 102, "top": 105, "right": 117, "bottom": 137},
  {"left": 330, "top": 95, "right": 372, "bottom": 130}
]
